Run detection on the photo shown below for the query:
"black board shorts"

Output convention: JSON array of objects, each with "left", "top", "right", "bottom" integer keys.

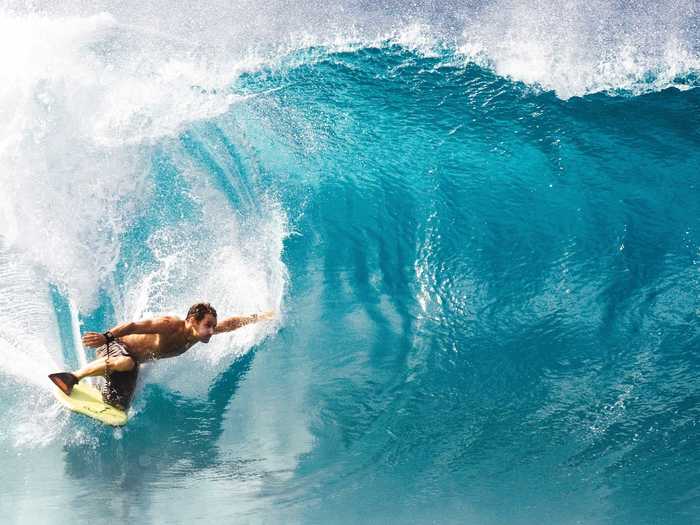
[{"left": 97, "top": 342, "right": 139, "bottom": 410}]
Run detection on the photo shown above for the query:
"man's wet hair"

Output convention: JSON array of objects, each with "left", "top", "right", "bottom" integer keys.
[{"left": 187, "top": 302, "right": 218, "bottom": 321}]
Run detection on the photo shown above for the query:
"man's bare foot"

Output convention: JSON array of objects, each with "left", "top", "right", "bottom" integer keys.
[{"left": 48, "top": 372, "right": 79, "bottom": 396}]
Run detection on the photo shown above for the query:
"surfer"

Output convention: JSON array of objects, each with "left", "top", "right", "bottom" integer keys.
[{"left": 48, "top": 302, "right": 274, "bottom": 410}]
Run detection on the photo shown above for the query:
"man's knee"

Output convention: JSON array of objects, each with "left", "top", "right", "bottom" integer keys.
[{"left": 109, "top": 356, "right": 136, "bottom": 372}]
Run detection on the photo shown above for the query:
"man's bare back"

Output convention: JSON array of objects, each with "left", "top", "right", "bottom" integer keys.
[
  {"left": 48, "top": 302, "right": 275, "bottom": 410},
  {"left": 109, "top": 317, "right": 204, "bottom": 361},
  {"left": 86, "top": 316, "right": 211, "bottom": 362}
]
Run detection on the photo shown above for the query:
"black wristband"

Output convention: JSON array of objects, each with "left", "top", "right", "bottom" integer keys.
[{"left": 103, "top": 331, "right": 116, "bottom": 344}]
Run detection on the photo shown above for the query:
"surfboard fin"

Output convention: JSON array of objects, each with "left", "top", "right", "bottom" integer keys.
[{"left": 48, "top": 372, "right": 79, "bottom": 396}]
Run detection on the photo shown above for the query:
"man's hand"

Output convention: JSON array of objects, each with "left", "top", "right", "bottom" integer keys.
[
  {"left": 257, "top": 310, "right": 275, "bottom": 321},
  {"left": 82, "top": 332, "right": 108, "bottom": 348}
]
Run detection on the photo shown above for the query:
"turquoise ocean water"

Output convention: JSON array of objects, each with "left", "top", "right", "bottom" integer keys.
[{"left": 1, "top": 2, "right": 699, "bottom": 524}]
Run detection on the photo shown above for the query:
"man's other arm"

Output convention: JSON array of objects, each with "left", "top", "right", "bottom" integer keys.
[{"left": 214, "top": 311, "right": 275, "bottom": 334}]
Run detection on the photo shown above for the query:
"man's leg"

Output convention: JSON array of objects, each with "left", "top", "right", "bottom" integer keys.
[
  {"left": 73, "top": 355, "right": 135, "bottom": 380},
  {"left": 101, "top": 362, "right": 140, "bottom": 410},
  {"left": 49, "top": 356, "right": 135, "bottom": 395}
]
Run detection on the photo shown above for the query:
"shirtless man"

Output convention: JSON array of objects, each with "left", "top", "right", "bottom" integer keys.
[{"left": 48, "top": 302, "right": 274, "bottom": 410}]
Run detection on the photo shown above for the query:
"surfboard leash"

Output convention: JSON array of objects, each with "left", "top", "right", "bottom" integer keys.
[{"left": 103, "top": 330, "right": 116, "bottom": 377}]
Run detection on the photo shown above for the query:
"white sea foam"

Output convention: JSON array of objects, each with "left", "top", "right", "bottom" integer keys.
[
  {"left": 0, "top": 250, "right": 68, "bottom": 446},
  {"left": 0, "top": 12, "right": 254, "bottom": 305},
  {"left": 456, "top": 0, "right": 699, "bottom": 98}
]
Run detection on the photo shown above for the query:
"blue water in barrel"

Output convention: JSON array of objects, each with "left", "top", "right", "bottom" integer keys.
[{"left": 0, "top": 3, "right": 698, "bottom": 524}]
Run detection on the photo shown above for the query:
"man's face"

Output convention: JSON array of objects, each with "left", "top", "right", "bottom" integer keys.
[{"left": 193, "top": 313, "right": 217, "bottom": 343}]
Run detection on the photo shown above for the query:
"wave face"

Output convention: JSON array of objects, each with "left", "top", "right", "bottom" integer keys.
[{"left": 1, "top": 3, "right": 699, "bottom": 524}]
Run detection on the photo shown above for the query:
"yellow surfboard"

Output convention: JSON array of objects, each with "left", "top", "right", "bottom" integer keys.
[{"left": 52, "top": 381, "right": 128, "bottom": 426}]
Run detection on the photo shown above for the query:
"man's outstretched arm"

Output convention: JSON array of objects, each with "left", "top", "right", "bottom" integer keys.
[
  {"left": 214, "top": 311, "right": 275, "bottom": 334},
  {"left": 82, "top": 317, "right": 179, "bottom": 348}
]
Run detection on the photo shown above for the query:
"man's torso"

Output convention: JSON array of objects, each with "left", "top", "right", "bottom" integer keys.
[{"left": 118, "top": 317, "right": 197, "bottom": 361}]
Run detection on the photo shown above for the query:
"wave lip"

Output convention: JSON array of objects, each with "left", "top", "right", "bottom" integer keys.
[
  {"left": 455, "top": 0, "right": 699, "bottom": 98},
  {"left": 458, "top": 34, "right": 700, "bottom": 99}
]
